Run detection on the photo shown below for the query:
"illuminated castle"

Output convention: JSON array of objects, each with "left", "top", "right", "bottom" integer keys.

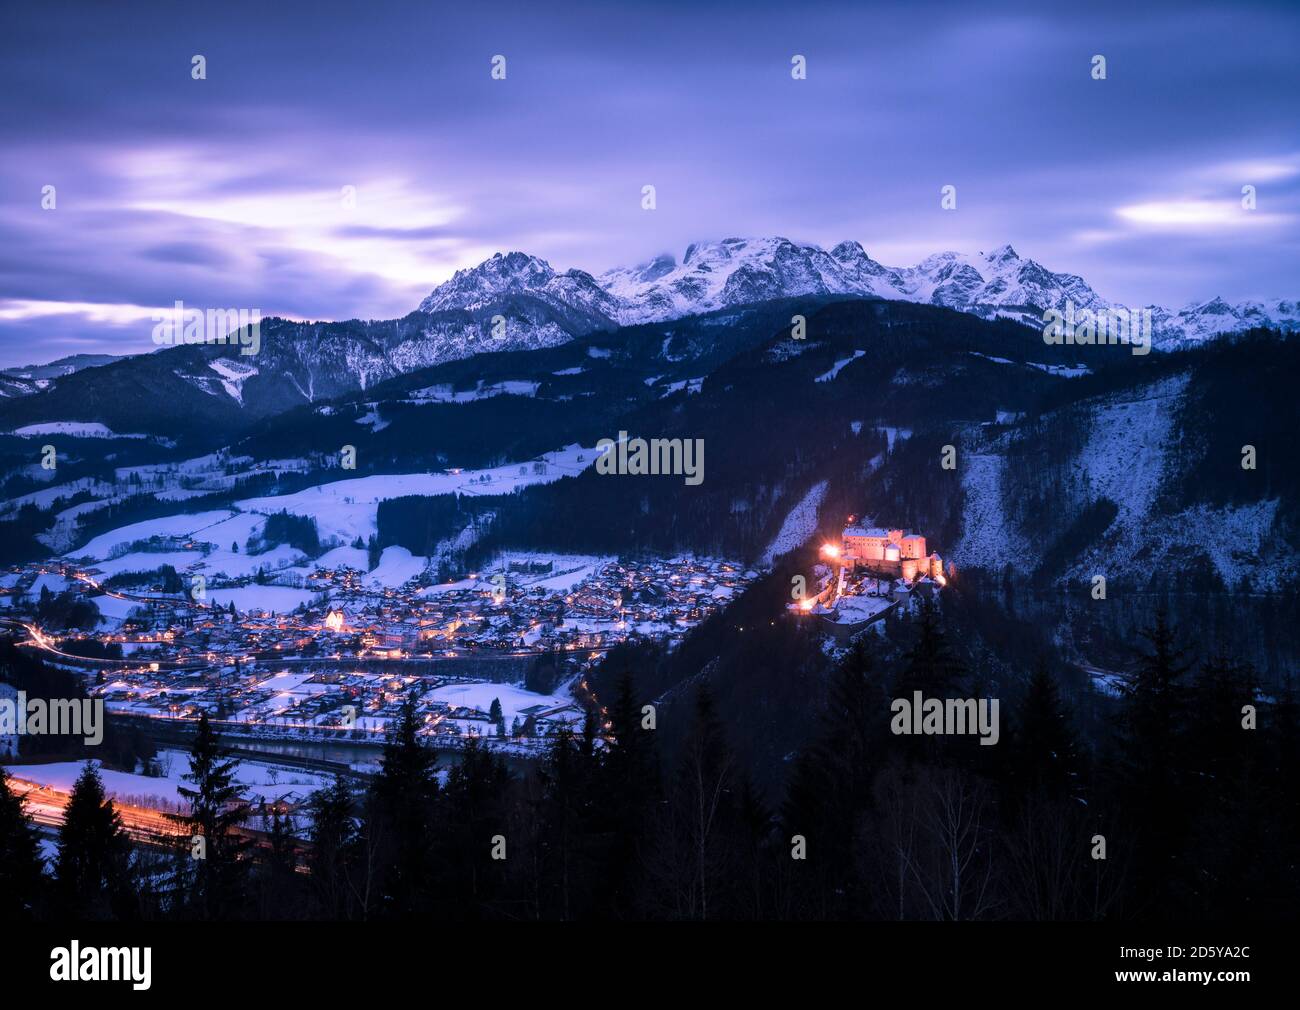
[{"left": 837, "top": 525, "right": 945, "bottom": 582}]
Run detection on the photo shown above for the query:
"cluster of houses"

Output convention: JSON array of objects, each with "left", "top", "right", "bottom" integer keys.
[
  {"left": 0, "top": 552, "right": 759, "bottom": 748},
  {"left": 91, "top": 666, "right": 587, "bottom": 748}
]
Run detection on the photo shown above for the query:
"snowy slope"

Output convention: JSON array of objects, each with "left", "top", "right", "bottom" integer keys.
[{"left": 951, "top": 371, "right": 1295, "bottom": 590}]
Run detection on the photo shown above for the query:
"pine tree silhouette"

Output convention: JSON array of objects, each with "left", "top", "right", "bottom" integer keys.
[
  {"left": 0, "top": 767, "right": 47, "bottom": 920},
  {"left": 169, "top": 713, "right": 252, "bottom": 919},
  {"left": 56, "top": 761, "right": 131, "bottom": 918}
]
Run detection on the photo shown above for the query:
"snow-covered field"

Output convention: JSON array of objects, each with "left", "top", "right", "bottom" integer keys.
[
  {"left": 236, "top": 443, "right": 601, "bottom": 543},
  {"left": 10, "top": 421, "right": 150, "bottom": 440},
  {"left": 68, "top": 510, "right": 239, "bottom": 561},
  {"left": 364, "top": 546, "right": 427, "bottom": 589},
  {"left": 428, "top": 681, "right": 574, "bottom": 725}
]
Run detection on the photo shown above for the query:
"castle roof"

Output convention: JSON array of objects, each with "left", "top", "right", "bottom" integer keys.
[{"left": 845, "top": 525, "right": 889, "bottom": 538}]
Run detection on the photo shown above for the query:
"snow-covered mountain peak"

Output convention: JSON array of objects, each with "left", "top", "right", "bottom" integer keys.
[
  {"left": 418, "top": 237, "right": 1297, "bottom": 350},
  {"left": 418, "top": 251, "right": 559, "bottom": 313}
]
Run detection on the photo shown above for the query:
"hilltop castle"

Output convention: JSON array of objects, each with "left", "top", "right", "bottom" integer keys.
[{"left": 839, "top": 525, "right": 945, "bottom": 582}]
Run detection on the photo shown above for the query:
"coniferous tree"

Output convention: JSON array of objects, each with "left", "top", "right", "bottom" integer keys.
[
  {"left": 1181, "top": 654, "right": 1266, "bottom": 915},
  {"left": 653, "top": 686, "right": 745, "bottom": 920},
  {"left": 56, "top": 762, "right": 131, "bottom": 918},
  {"left": 307, "top": 775, "right": 358, "bottom": 920},
  {"left": 894, "top": 596, "right": 965, "bottom": 697},
  {"left": 170, "top": 713, "right": 252, "bottom": 919},
  {"left": 0, "top": 767, "right": 47, "bottom": 920},
  {"left": 783, "top": 639, "right": 881, "bottom": 918},
  {"left": 1009, "top": 662, "right": 1082, "bottom": 801},
  {"left": 1112, "top": 612, "right": 1194, "bottom": 914},
  {"left": 256, "top": 804, "right": 302, "bottom": 919},
  {"left": 368, "top": 691, "right": 440, "bottom": 916},
  {"left": 438, "top": 734, "right": 511, "bottom": 917},
  {"left": 600, "top": 671, "right": 661, "bottom": 917}
]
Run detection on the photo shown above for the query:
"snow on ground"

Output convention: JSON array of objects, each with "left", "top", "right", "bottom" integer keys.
[
  {"left": 831, "top": 594, "right": 895, "bottom": 624},
  {"left": 205, "top": 585, "right": 321, "bottom": 614},
  {"left": 419, "top": 576, "right": 485, "bottom": 596},
  {"left": 5, "top": 753, "right": 332, "bottom": 811},
  {"left": 236, "top": 443, "right": 601, "bottom": 543},
  {"left": 428, "top": 682, "right": 573, "bottom": 725},
  {"left": 1027, "top": 361, "right": 1091, "bottom": 378},
  {"left": 355, "top": 408, "right": 390, "bottom": 432},
  {"left": 207, "top": 359, "right": 258, "bottom": 405},
  {"left": 200, "top": 511, "right": 267, "bottom": 548},
  {"left": 190, "top": 544, "right": 306, "bottom": 580},
  {"left": 479, "top": 551, "right": 613, "bottom": 592},
  {"left": 28, "top": 573, "right": 71, "bottom": 597},
  {"left": 760, "top": 479, "right": 828, "bottom": 567},
  {"left": 365, "top": 546, "right": 427, "bottom": 589},
  {"left": 969, "top": 352, "right": 1090, "bottom": 378},
  {"left": 657, "top": 377, "right": 704, "bottom": 397},
  {"left": 408, "top": 379, "right": 540, "bottom": 403},
  {"left": 1074, "top": 373, "right": 1188, "bottom": 530},
  {"left": 84, "top": 543, "right": 307, "bottom": 582},
  {"left": 815, "top": 350, "right": 865, "bottom": 383},
  {"left": 310, "top": 545, "right": 370, "bottom": 571},
  {"left": 10, "top": 421, "right": 147, "bottom": 439},
  {"left": 954, "top": 373, "right": 1234, "bottom": 583},
  {"left": 1, "top": 477, "right": 115, "bottom": 514},
  {"left": 1149, "top": 500, "right": 1281, "bottom": 588},
  {"left": 67, "top": 510, "right": 236, "bottom": 561},
  {"left": 877, "top": 426, "right": 912, "bottom": 452},
  {"left": 952, "top": 449, "right": 1032, "bottom": 570},
  {"left": 88, "top": 594, "right": 147, "bottom": 625}
]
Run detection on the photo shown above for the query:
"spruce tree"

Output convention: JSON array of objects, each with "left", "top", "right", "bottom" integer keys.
[
  {"left": 440, "top": 734, "right": 511, "bottom": 915},
  {"left": 1011, "top": 662, "right": 1082, "bottom": 801},
  {"left": 369, "top": 691, "right": 440, "bottom": 915},
  {"left": 170, "top": 713, "right": 251, "bottom": 919},
  {"left": 0, "top": 767, "right": 47, "bottom": 920},
  {"left": 56, "top": 762, "right": 131, "bottom": 918},
  {"left": 535, "top": 721, "right": 600, "bottom": 919},
  {"left": 307, "top": 775, "right": 357, "bottom": 919},
  {"left": 1113, "top": 612, "right": 1194, "bottom": 912},
  {"left": 894, "top": 596, "right": 965, "bottom": 697}
]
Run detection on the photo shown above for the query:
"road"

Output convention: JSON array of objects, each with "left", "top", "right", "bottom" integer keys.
[{"left": 7, "top": 773, "right": 313, "bottom": 860}]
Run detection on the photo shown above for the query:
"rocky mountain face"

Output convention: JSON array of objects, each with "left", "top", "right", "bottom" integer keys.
[
  {"left": 2, "top": 238, "right": 1293, "bottom": 432},
  {"left": 428, "top": 237, "right": 1299, "bottom": 349}
]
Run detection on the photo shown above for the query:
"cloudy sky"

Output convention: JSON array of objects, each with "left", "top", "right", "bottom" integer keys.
[{"left": 1, "top": 0, "right": 1297, "bottom": 366}]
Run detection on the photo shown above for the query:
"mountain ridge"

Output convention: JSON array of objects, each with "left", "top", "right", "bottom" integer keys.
[{"left": 426, "top": 236, "right": 1299, "bottom": 350}]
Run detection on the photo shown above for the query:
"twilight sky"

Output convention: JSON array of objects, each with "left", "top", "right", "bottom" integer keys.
[{"left": 1, "top": 0, "right": 1297, "bottom": 367}]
